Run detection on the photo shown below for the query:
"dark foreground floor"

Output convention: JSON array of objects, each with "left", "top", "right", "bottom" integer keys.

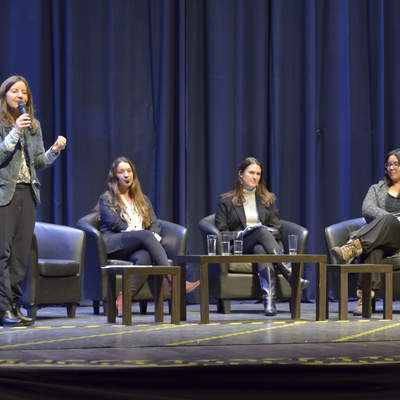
[{"left": 1, "top": 299, "right": 400, "bottom": 399}]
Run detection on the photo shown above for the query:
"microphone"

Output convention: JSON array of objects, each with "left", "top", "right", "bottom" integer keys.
[
  {"left": 17, "top": 101, "right": 32, "bottom": 133},
  {"left": 17, "top": 101, "right": 27, "bottom": 115},
  {"left": 118, "top": 176, "right": 130, "bottom": 185}
]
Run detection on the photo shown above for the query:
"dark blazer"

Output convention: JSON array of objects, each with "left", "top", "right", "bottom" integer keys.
[
  {"left": 215, "top": 192, "right": 282, "bottom": 241},
  {"left": 99, "top": 191, "right": 162, "bottom": 254}
]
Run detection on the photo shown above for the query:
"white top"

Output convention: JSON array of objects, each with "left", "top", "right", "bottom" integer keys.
[
  {"left": 121, "top": 196, "right": 143, "bottom": 231},
  {"left": 120, "top": 196, "right": 162, "bottom": 242},
  {"left": 243, "top": 188, "right": 260, "bottom": 227}
]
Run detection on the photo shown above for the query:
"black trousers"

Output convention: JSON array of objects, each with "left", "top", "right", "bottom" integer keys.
[
  {"left": 0, "top": 184, "right": 36, "bottom": 312},
  {"left": 109, "top": 230, "right": 169, "bottom": 297},
  {"left": 243, "top": 226, "right": 284, "bottom": 273},
  {"left": 353, "top": 214, "right": 400, "bottom": 290}
]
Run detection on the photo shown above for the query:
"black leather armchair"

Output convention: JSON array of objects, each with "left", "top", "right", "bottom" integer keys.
[
  {"left": 76, "top": 212, "right": 187, "bottom": 314},
  {"left": 198, "top": 214, "right": 309, "bottom": 313},
  {"left": 21, "top": 222, "right": 86, "bottom": 319},
  {"left": 325, "top": 217, "right": 400, "bottom": 299}
]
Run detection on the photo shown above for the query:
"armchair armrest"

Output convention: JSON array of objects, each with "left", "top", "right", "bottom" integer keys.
[{"left": 34, "top": 222, "right": 85, "bottom": 265}]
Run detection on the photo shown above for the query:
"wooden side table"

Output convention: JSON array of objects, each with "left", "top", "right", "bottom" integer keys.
[
  {"left": 327, "top": 263, "right": 393, "bottom": 320},
  {"left": 102, "top": 265, "right": 181, "bottom": 326},
  {"left": 175, "top": 254, "right": 327, "bottom": 323}
]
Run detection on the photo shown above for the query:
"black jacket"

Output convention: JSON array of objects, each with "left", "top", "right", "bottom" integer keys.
[
  {"left": 215, "top": 192, "right": 282, "bottom": 241},
  {"left": 99, "top": 191, "right": 162, "bottom": 254}
]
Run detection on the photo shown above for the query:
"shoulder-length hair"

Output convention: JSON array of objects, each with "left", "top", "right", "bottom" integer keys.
[
  {"left": 224, "top": 156, "right": 276, "bottom": 207},
  {"left": 0, "top": 75, "right": 39, "bottom": 133},
  {"left": 103, "top": 156, "right": 152, "bottom": 228},
  {"left": 384, "top": 149, "right": 400, "bottom": 187}
]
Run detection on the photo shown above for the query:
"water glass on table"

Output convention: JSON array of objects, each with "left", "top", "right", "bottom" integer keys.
[
  {"left": 288, "top": 234, "right": 298, "bottom": 255},
  {"left": 221, "top": 232, "right": 231, "bottom": 255},
  {"left": 233, "top": 231, "right": 243, "bottom": 255},
  {"left": 207, "top": 234, "right": 217, "bottom": 255}
]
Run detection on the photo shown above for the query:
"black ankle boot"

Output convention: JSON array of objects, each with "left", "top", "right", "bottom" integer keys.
[{"left": 263, "top": 294, "right": 277, "bottom": 316}]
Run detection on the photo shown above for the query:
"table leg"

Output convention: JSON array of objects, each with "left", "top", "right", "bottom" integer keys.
[
  {"left": 154, "top": 275, "right": 164, "bottom": 323},
  {"left": 200, "top": 261, "right": 209, "bottom": 324},
  {"left": 317, "top": 262, "right": 327, "bottom": 321},
  {"left": 179, "top": 263, "right": 187, "bottom": 321},
  {"left": 384, "top": 270, "right": 393, "bottom": 320},
  {"left": 361, "top": 273, "right": 372, "bottom": 318},
  {"left": 338, "top": 270, "right": 348, "bottom": 320},
  {"left": 122, "top": 271, "right": 132, "bottom": 325},
  {"left": 171, "top": 271, "right": 180, "bottom": 325},
  {"left": 291, "top": 262, "right": 301, "bottom": 320},
  {"left": 107, "top": 272, "right": 117, "bottom": 323}
]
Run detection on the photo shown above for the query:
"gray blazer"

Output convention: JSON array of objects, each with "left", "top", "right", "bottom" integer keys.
[
  {"left": 361, "top": 180, "right": 391, "bottom": 223},
  {"left": 0, "top": 123, "right": 58, "bottom": 205}
]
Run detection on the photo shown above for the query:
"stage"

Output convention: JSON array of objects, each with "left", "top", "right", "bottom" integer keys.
[{"left": 1, "top": 299, "right": 400, "bottom": 399}]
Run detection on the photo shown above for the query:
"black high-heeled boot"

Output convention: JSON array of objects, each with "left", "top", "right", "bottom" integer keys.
[{"left": 260, "top": 266, "right": 277, "bottom": 316}]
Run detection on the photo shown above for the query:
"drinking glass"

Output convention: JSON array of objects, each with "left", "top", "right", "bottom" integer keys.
[
  {"left": 288, "top": 234, "right": 298, "bottom": 255},
  {"left": 207, "top": 234, "right": 217, "bottom": 255}
]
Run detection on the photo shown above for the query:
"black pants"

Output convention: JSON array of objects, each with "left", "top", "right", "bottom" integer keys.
[
  {"left": 353, "top": 214, "right": 400, "bottom": 290},
  {"left": 243, "top": 225, "right": 284, "bottom": 273},
  {"left": 109, "top": 230, "right": 169, "bottom": 297},
  {"left": 0, "top": 184, "right": 36, "bottom": 312}
]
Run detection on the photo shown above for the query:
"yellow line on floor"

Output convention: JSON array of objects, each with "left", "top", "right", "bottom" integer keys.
[
  {"left": 166, "top": 321, "right": 308, "bottom": 346},
  {"left": 333, "top": 321, "right": 400, "bottom": 342},
  {"left": 0, "top": 323, "right": 196, "bottom": 350}
]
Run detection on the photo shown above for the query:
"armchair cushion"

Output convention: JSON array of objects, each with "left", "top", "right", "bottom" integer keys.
[{"left": 38, "top": 260, "right": 80, "bottom": 277}]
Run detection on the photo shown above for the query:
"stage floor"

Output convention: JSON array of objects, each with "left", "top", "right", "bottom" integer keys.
[{"left": 1, "top": 299, "right": 400, "bottom": 369}]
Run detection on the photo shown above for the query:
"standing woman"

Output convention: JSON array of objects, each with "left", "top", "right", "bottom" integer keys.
[
  {"left": 215, "top": 157, "right": 309, "bottom": 316},
  {"left": 0, "top": 75, "right": 66, "bottom": 326},
  {"left": 98, "top": 157, "right": 199, "bottom": 315},
  {"left": 331, "top": 148, "right": 400, "bottom": 315}
]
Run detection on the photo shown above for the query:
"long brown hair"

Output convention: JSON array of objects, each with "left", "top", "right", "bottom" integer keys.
[
  {"left": 102, "top": 157, "right": 152, "bottom": 228},
  {"left": 225, "top": 156, "right": 276, "bottom": 207},
  {"left": 0, "top": 75, "right": 39, "bottom": 133}
]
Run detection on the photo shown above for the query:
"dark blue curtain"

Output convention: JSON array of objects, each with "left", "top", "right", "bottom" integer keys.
[{"left": 1, "top": 0, "right": 399, "bottom": 299}]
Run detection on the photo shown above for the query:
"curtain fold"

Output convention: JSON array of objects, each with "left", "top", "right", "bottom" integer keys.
[{"left": 0, "top": 0, "right": 399, "bottom": 298}]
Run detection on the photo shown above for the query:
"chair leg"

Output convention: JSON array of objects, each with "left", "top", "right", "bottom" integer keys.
[
  {"left": 27, "top": 306, "right": 38, "bottom": 319},
  {"left": 93, "top": 300, "right": 100, "bottom": 315},
  {"left": 217, "top": 299, "right": 231, "bottom": 314},
  {"left": 139, "top": 301, "right": 148, "bottom": 314},
  {"left": 102, "top": 300, "right": 108, "bottom": 315},
  {"left": 67, "top": 303, "right": 77, "bottom": 318}
]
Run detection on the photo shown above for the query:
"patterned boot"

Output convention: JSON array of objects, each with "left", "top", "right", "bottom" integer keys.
[
  {"left": 353, "top": 289, "right": 375, "bottom": 316},
  {"left": 331, "top": 239, "right": 362, "bottom": 263}
]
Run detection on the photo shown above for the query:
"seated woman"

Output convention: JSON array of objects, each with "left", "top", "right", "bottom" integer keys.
[
  {"left": 215, "top": 156, "right": 309, "bottom": 317},
  {"left": 331, "top": 148, "right": 400, "bottom": 315},
  {"left": 98, "top": 156, "right": 199, "bottom": 315}
]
